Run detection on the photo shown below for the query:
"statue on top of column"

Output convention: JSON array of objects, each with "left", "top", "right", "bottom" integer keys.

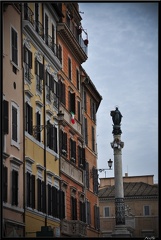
[{"left": 110, "top": 107, "right": 123, "bottom": 135}]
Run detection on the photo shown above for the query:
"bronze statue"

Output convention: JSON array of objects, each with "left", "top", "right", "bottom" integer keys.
[{"left": 110, "top": 107, "right": 123, "bottom": 135}]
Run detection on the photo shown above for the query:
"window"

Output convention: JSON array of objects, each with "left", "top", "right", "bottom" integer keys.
[
  {"left": 80, "top": 201, "right": 86, "bottom": 222},
  {"left": 59, "top": 81, "right": 66, "bottom": 105},
  {"left": 70, "top": 138, "right": 76, "bottom": 163},
  {"left": 3, "top": 165, "right": 8, "bottom": 202},
  {"left": 35, "top": 3, "right": 39, "bottom": 33},
  {"left": 11, "top": 27, "right": 18, "bottom": 66},
  {"left": 90, "top": 99, "right": 96, "bottom": 122},
  {"left": 45, "top": 13, "right": 49, "bottom": 45},
  {"left": 94, "top": 205, "right": 100, "bottom": 230},
  {"left": 77, "top": 101, "right": 81, "bottom": 122},
  {"left": 92, "top": 126, "right": 95, "bottom": 151},
  {"left": 104, "top": 206, "right": 110, "bottom": 217},
  {"left": 36, "top": 111, "right": 41, "bottom": 141},
  {"left": 12, "top": 106, "right": 17, "bottom": 142},
  {"left": 25, "top": 102, "right": 33, "bottom": 135},
  {"left": 86, "top": 201, "right": 91, "bottom": 225},
  {"left": 47, "top": 185, "right": 65, "bottom": 219},
  {"left": 37, "top": 178, "right": 46, "bottom": 213},
  {"left": 12, "top": 169, "right": 18, "bottom": 206},
  {"left": 78, "top": 146, "right": 85, "bottom": 169},
  {"left": 58, "top": 44, "right": 62, "bottom": 63},
  {"left": 3, "top": 100, "right": 9, "bottom": 135},
  {"left": 84, "top": 117, "right": 88, "bottom": 145},
  {"left": 144, "top": 205, "right": 150, "bottom": 216},
  {"left": 26, "top": 172, "right": 35, "bottom": 208},
  {"left": 76, "top": 69, "right": 80, "bottom": 90},
  {"left": 60, "top": 129, "right": 67, "bottom": 156},
  {"left": 69, "top": 92, "right": 75, "bottom": 114},
  {"left": 68, "top": 57, "right": 72, "bottom": 80},
  {"left": 71, "top": 196, "right": 77, "bottom": 220},
  {"left": 85, "top": 162, "right": 89, "bottom": 189},
  {"left": 35, "top": 58, "right": 44, "bottom": 93},
  {"left": 24, "top": 46, "right": 32, "bottom": 82},
  {"left": 84, "top": 91, "right": 87, "bottom": 112},
  {"left": 46, "top": 71, "right": 58, "bottom": 108},
  {"left": 11, "top": 102, "right": 19, "bottom": 148},
  {"left": 51, "top": 24, "right": 55, "bottom": 53},
  {"left": 47, "top": 121, "right": 58, "bottom": 152},
  {"left": 93, "top": 167, "right": 98, "bottom": 194}
]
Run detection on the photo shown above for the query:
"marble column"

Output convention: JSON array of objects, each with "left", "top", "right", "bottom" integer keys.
[{"left": 110, "top": 107, "right": 131, "bottom": 238}]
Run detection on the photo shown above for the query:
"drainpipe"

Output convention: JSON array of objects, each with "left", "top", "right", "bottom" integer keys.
[
  {"left": 21, "top": 3, "right": 26, "bottom": 237},
  {"left": 43, "top": 55, "right": 47, "bottom": 227}
]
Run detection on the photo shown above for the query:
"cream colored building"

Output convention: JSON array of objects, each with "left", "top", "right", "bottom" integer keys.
[
  {"left": 98, "top": 174, "right": 158, "bottom": 238},
  {"left": 2, "top": 3, "right": 24, "bottom": 237}
]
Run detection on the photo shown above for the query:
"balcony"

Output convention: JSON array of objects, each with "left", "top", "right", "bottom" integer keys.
[
  {"left": 61, "top": 219, "right": 87, "bottom": 237},
  {"left": 57, "top": 22, "right": 88, "bottom": 64},
  {"left": 22, "top": 6, "right": 62, "bottom": 70}
]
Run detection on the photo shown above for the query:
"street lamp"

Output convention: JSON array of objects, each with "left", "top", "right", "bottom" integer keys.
[
  {"left": 97, "top": 159, "right": 113, "bottom": 172},
  {"left": 32, "top": 110, "right": 64, "bottom": 137},
  {"left": 90, "top": 159, "right": 113, "bottom": 178}
]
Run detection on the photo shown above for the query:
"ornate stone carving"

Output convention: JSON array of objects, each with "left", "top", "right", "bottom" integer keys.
[{"left": 115, "top": 198, "right": 125, "bottom": 225}]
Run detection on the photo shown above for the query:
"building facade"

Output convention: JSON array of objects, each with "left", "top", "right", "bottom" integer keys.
[
  {"left": 98, "top": 174, "right": 158, "bottom": 238},
  {"left": 2, "top": 3, "right": 25, "bottom": 237},
  {"left": 2, "top": 2, "right": 102, "bottom": 238},
  {"left": 22, "top": 2, "right": 63, "bottom": 237}
]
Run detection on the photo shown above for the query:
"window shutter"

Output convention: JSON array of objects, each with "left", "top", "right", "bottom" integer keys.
[
  {"left": 77, "top": 101, "right": 80, "bottom": 121},
  {"left": 59, "top": 190, "right": 65, "bottom": 219},
  {"left": 86, "top": 162, "right": 89, "bottom": 189},
  {"left": 37, "top": 178, "right": 41, "bottom": 211},
  {"left": 12, "top": 28, "right": 18, "bottom": 65},
  {"left": 35, "top": 58, "right": 37, "bottom": 74},
  {"left": 3, "top": 166, "right": 8, "bottom": 202},
  {"left": 82, "top": 148, "right": 86, "bottom": 170},
  {"left": 28, "top": 105, "right": 33, "bottom": 135},
  {"left": 48, "top": 184, "right": 52, "bottom": 215},
  {"left": 36, "top": 112, "right": 41, "bottom": 141},
  {"left": 71, "top": 93, "right": 75, "bottom": 114},
  {"left": 28, "top": 50, "right": 32, "bottom": 69},
  {"left": 12, "top": 170, "right": 18, "bottom": 206},
  {"left": 12, "top": 106, "right": 17, "bottom": 141},
  {"left": 54, "top": 126, "right": 57, "bottom": 153},
  {"left": 42, "top": 181, "right": 46, "bottom": 213},
  {"left": 3, "top": 100, "right": 9, "bottom": 134},
  {"left": 39, "top": 62, "right": 44, "bottom": 80},
  {"left": 26, "top": 172, "right": 30, "bottom": 207},
  {"left": 31, "top": 175, "right": 35, "bottom": 209}
]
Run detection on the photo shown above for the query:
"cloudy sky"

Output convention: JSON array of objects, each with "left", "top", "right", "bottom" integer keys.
[{"left": 79, "top": 2, "right": 158, "bottom": 183}]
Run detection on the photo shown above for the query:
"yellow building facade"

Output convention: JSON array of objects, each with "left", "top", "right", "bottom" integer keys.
[{"left": 22, "top": 2, "right": 62, "bottom": 237}]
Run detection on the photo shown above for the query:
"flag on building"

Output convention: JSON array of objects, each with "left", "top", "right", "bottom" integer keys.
[{"left": 71, "top": 112, "right": 75, "bottom": 124}]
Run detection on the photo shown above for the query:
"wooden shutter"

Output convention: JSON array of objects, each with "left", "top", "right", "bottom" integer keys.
[
  {"left": 12, "top": 28, "right": 18, "bottom": 65},
  {"left": 3, "top": 100, "right": 9, "bottom": 134},
  {"left": 39, "top": 62, "right": 44, "bottom": 80},
  {"left": 42, "top": 181, "right": 46, "bottom": 213},
  {"left": 28, "top": 50, "right": 32, "bottom": 69},
  {"left": 59, "top": 190, "right": 65, "bottom": 219},
  {"left": 3, "top": 166, "right": 8, "bottom": 202},
  {"left": 12, "top": 106, "right": 17, "bottom": 141},
  {"left": 86, "top": 162, "right": 89, "bottom": 189},
  {"left": 48, "top": 184, "right": 52, "bottom": 215},
  {"left": 26, "top": 172, "right": 30, "bottom": 207},
  {"left": 54, "top": 126, "right": 57, "bottom": 153},
  {"left": 12, "top": 170, "right": 18, "bottom": 206},
  {"left": 37, "top": 178, "right": 41, "bottom": 211},
  {"left": 31, "top": 175, "right": 35, "bottom": 209}
]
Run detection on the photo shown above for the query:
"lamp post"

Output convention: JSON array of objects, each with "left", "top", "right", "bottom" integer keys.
[
  {"left": 97, "top": 159, "right": 113, "bottom": 178},
  {"left": 110, "top": 107, "right": 131, "bottom": 238}
]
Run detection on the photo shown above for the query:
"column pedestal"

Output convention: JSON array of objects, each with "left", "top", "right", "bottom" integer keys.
[{"left": 112, "top": 225, "right": 132, "bottom": 238}]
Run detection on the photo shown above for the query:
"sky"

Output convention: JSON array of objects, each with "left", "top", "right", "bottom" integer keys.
[{"left": 79, "top": 2, "right": 158, "bottom": 183}]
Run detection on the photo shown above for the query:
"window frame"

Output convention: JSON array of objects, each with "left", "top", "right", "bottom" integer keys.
[
  {"left": 11, "top": 101, "right": 20, "bottom": 149},
  {"left": 11, "top": 26, "right": 18, "bottom": 67}
]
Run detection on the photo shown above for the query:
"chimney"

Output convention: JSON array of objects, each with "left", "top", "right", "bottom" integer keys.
[{"left": 125, "top": 173, "right": 128, "bottom": 177}]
